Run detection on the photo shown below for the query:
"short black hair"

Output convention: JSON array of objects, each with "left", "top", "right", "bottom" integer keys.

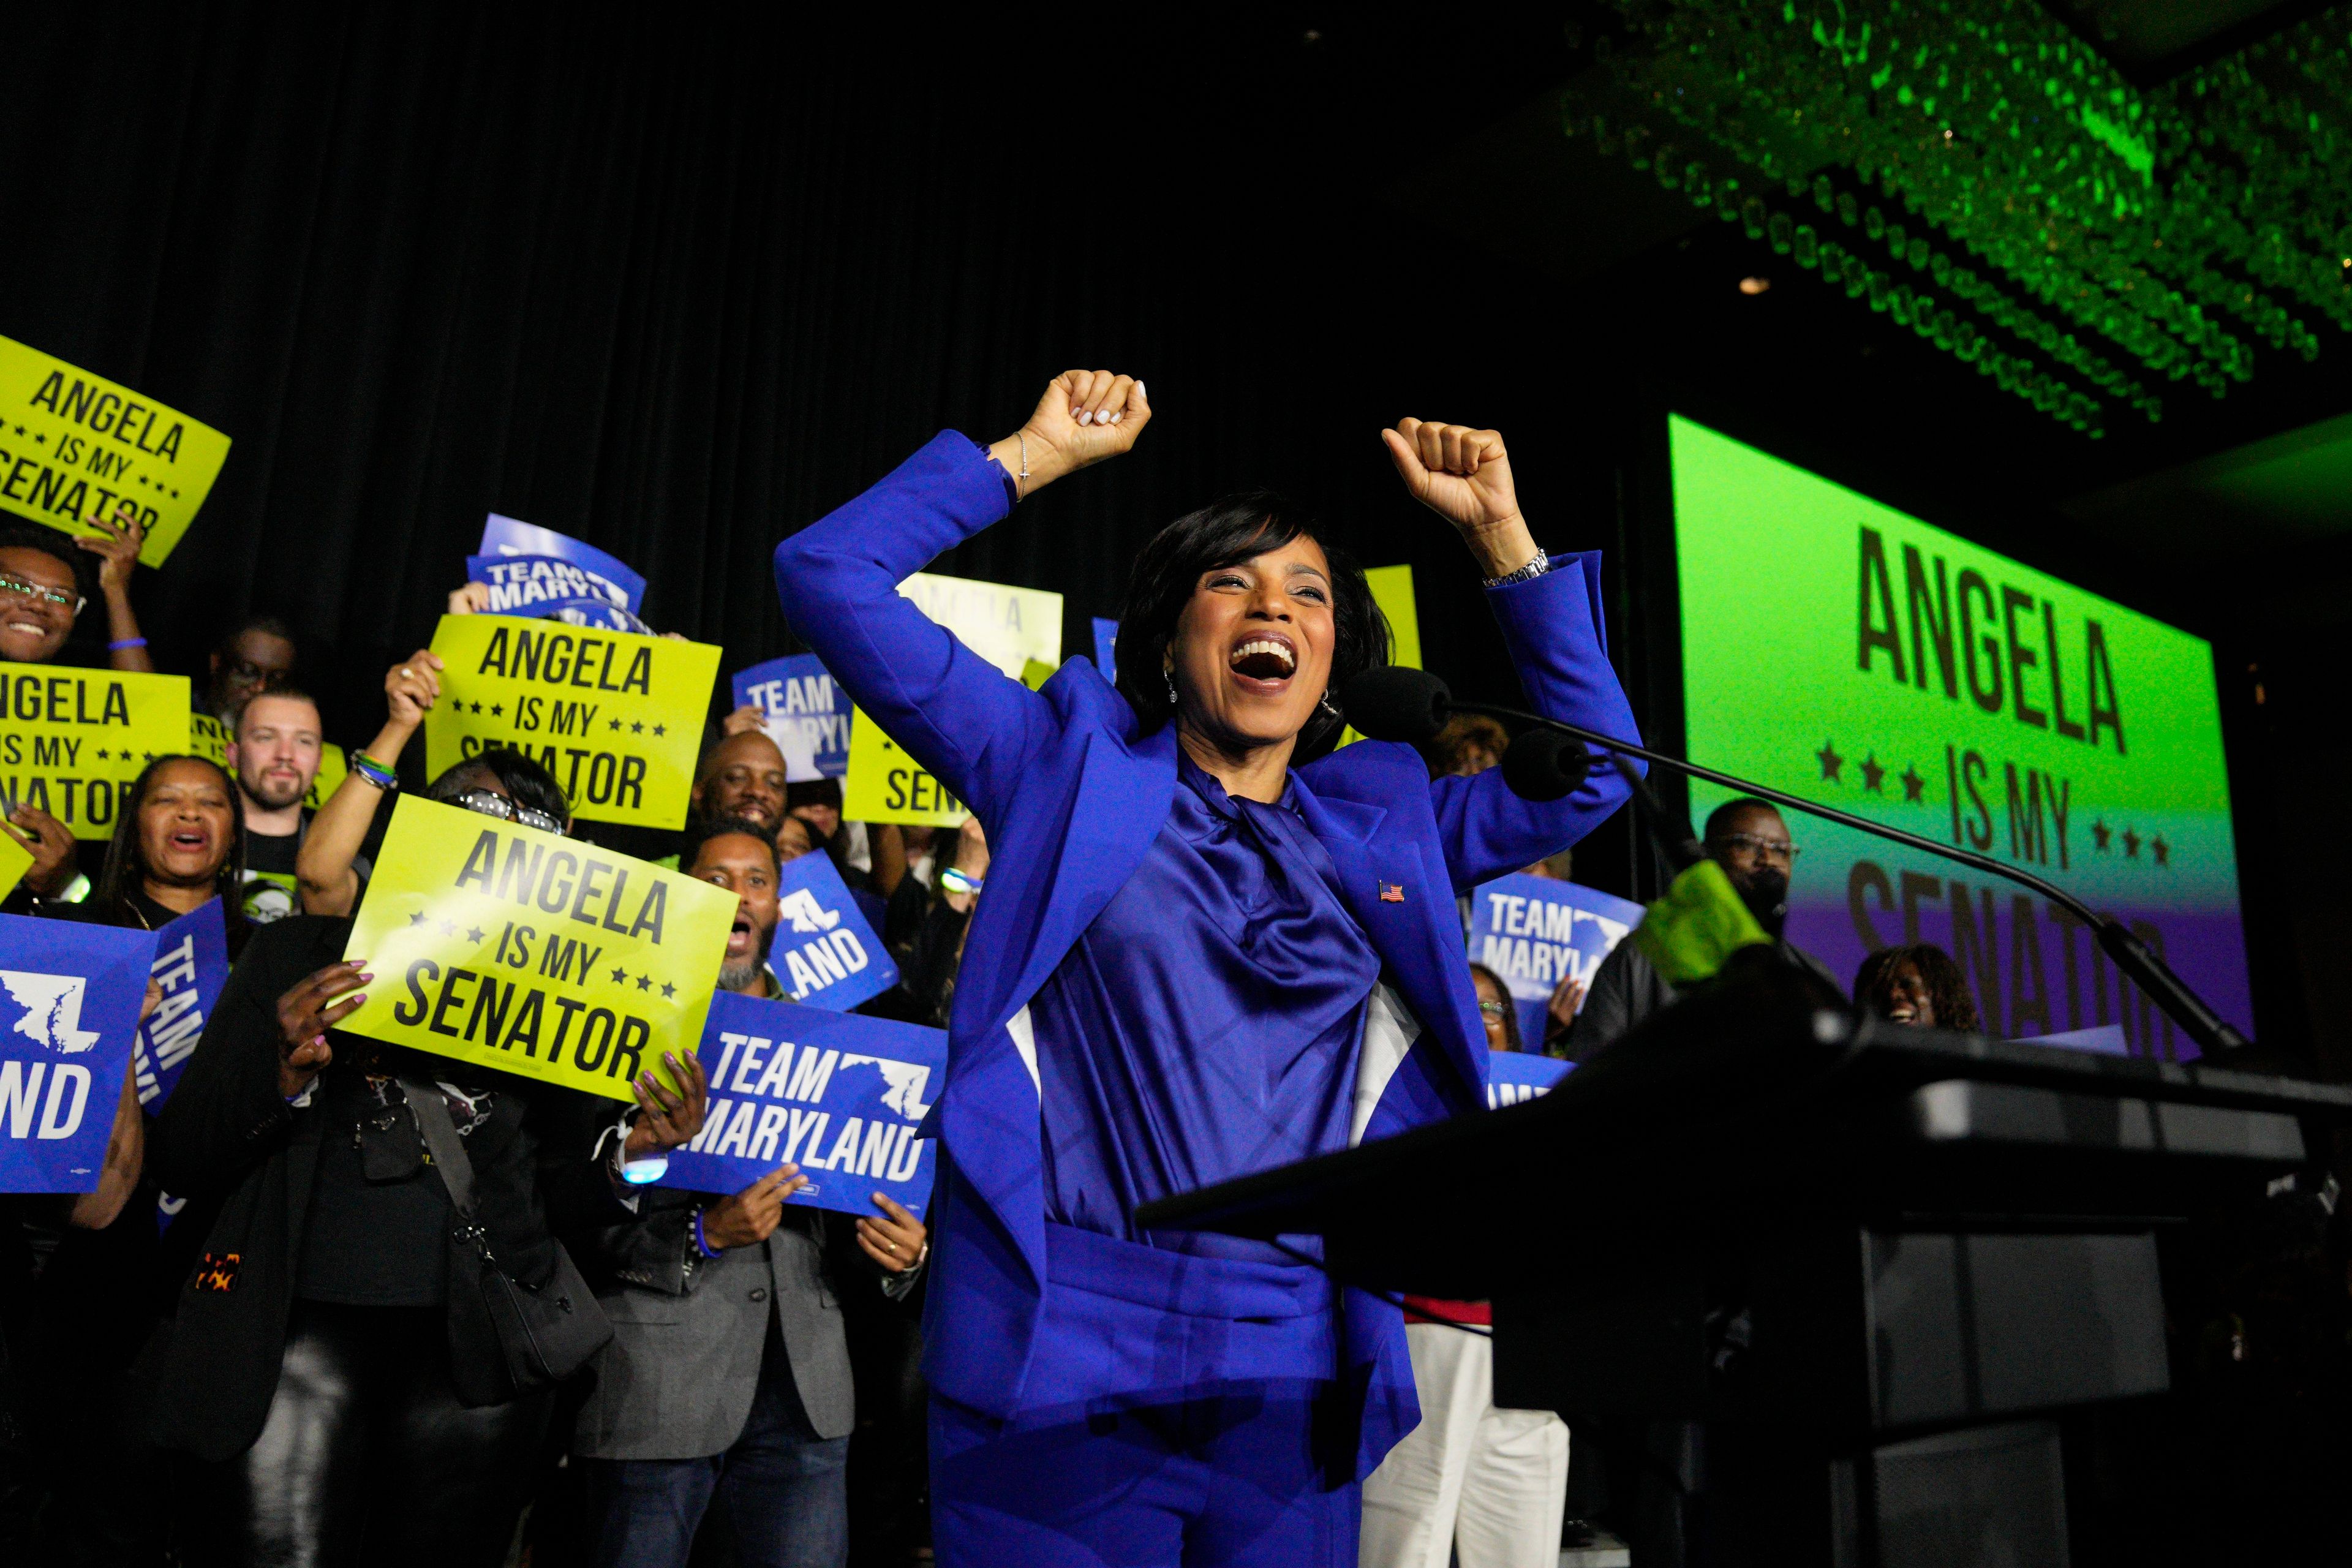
[
  {"left": 227, "top": 684, "right": 321, "bottom": 742},
  {"left": 425, "top": 748, "right": 571, "bottom": 827},
  {"left": 679, "top": 814, "right": 782, "bottom": 875},
  {"left": 1703, "top": 797, "right": 1783, "bottom": 839},
  {"left": 1112, "top": 491, "right": 1389, "bottom": 763},
  {"left": 0, "top": 522, "right": 88, "bottom": 598},
  {"left": 786, "top": 777, "right": 842, "bottom": 812},
  {"left": 214, "top": 612, "right": 296, "bottom": 658},
  {"left": 1855, "top": 943, "right": 1982, "bottom": 1031}
]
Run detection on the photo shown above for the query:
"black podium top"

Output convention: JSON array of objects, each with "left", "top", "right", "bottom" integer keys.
[{"left": 1133, "top": 955, "right": 2352, "bottom": 1302}]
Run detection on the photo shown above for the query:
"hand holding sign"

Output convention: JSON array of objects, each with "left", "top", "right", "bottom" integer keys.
[
  {"left": 276, "top": 959, "right": 371, "bottom": 1098},
  {"left": 622, "top": 1049, "right": 709, "bottom": 1160},
  {"left": 388, "top": 650, "right": 445, "bottom": 729},
  {"left": 702, "top": 1163, "right": 807, "bottom": 1249},
  {"left": 856, "top": 1193, "right": 927, "bottom": 1273},
  {"left": 4, "top": 807, "right": 72, "bottom": 899}
]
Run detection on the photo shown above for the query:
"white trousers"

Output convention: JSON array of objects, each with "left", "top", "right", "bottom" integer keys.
[{"left": 1359, "top": 1322, "right": 1570, "bottom": 1568}]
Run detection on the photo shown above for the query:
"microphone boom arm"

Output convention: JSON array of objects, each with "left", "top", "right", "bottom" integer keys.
[{"left": 1452, "top": 700, "right": 2252, "bottom": 1058}]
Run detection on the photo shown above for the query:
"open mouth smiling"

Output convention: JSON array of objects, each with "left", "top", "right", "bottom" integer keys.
[{"left": 1226, "top": 633, "right": 1297, "bottom": 689}]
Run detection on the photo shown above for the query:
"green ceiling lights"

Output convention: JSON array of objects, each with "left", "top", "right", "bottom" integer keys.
[{"left": 1564, "top": 0, "right": 2352, "bottom": 437}]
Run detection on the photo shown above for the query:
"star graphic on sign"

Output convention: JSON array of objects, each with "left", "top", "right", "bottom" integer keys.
[
  {"left": 2122, "top": 828, "right": 2141, "bottom": 859},
  {"left": 609, "top": 718, "right": 622, "bottom": 731},
  {"left": 409, "top": 911, "right": 429, "bottom": 927},
  {"left": 470, "top": 701, "right": 484, "bottom": 715},
  {"left": 31, "top": 432, "right": 42, "bottom": 443},
  {"left": 489, "top": 703, "right": 503, "bottom": 717},
  {"left": 439, "top": 919, "right": 461, "bottom": 937},
  {"left": 1860, "top": 753, "right": 1887, "bottom": 793},
  {"left": 630, "top": 720, "right": 644, "bottom": 734},
  {"left": 611, "top": 967, "right": 628, "bottom": 984},
  {"left": 1816, "top": 740, "right": 1844, "bottom": 783},
  {"left": 652, "top": 723, "right": 666, "bottom": 737},
  {"left": 2092, "top": 820, "right": 2111, "bottom": 850},
  {"left": 635, "top": 973, "right": 652, "bottom": 992},
  {"left": 1899, "top": 764, "right": 1926, "bottom": 802},
  {"left": 94, "top": 747, "right": 108, "bottom": 761},
  {"left": 660, "top": 981, "right": 676, "bottom": 1000},
  {"left": 143, "top": 751, "right": 156, "bottom": 761},
  {"left": 466, "top": 927, "right": 485, "bottom": 944},
  {"left": 2152, "top": 835, "right": 2169, "bottom": 867}
]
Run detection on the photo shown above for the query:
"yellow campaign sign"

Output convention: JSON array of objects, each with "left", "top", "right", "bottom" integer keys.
[
  {"left": 897, "top": 571, "right": 1061, "bottom": 677},
  {"left": 189, "top": 713, "right": 349, "bottom": 812},
  {"left": 1343, "top": 564, "right": 1423, "bottom": 748},
  {"left": 841, "top": 707, "right": 969, "bottom": 828},
  {"left": 339, "top": 796, "right": 736, "bottom": 1102},
  {"left": 0, "top": 668, "right": 192, "bottom": 839},
  {"left": 424, "top": 615, "right": 722, "bottom": 830},
  {"left": 0, "top": 335, "right": 232, "bottom": 567},
  {"left": 0, "top": 821, "right": 32, "bottom": 904}
]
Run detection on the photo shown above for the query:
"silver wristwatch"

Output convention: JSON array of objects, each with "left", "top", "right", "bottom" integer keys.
[{"left": 1483, "top": 551, "right": 1552, "bottom": 589}]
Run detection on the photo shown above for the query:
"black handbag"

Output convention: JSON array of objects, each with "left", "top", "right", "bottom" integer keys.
[{"left": 400, "top": 1075, "right": 612, "bottom": 1398}]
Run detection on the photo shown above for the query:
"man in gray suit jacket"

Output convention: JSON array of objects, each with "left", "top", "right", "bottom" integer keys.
[{"left": 570, "top": 817, "right": 928, "bottom": 1568}]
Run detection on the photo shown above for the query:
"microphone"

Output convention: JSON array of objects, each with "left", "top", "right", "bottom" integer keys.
[{"left": 1335, "top": 666, "right": 2253, "bottom": 1058}]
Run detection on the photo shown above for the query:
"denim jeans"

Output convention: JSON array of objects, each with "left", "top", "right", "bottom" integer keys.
[{"left": 582, "top": 1334, "right": 850, "bottom": 1568}]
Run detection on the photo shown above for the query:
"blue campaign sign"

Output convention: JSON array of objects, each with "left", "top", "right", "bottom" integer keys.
[
  {"left": 466, "top": 555, "right": 651, "bottom": 635},
  {"left": 0, "top": 913, "right": 153, "bottom": 1193},
  {"left": 1467, "top": 873, "right": 1646, "bottom": 1048},
  {"left": 130, "top": 899, "right": 229, "bottom": 1110},
  {"left": 1091, "top": 617, "right": 1119, "bottom": 683},
  {"left": 661, "top": 990, "right": 946, "bottom": 1218},
  {"left": 770, "top": 850, "right": 897, "bottom": 1012},
  {"left": 478, "top": 514, "right": 647, "bottom": 614},
  {"left": 1487, "top": 1050, "right": 1572, "bottom": 1109},
  {"left": 732, "top": 654, "right": 849, "bottom": 781}
]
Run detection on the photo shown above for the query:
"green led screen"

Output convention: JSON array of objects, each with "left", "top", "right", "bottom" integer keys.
[{"left": 1672, "top": 414, "right": 2250, "bottom": 1057}]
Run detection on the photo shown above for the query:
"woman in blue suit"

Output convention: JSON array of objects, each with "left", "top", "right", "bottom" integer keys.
[{"left": 774, "top": 371, "right": 1640, "bottom": 1567}]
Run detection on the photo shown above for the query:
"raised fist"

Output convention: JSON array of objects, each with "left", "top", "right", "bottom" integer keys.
[
  {"left": 994, "top": 370, "right": 1152, "bottom": 497},
  {"left": 1381, "top": 418, "right": 1522, "bottom": 538}
]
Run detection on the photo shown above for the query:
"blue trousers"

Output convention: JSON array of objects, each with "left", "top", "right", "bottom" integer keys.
[
  {"left": 930, "top": 1382, "right": 1360, "bottom": 1567},
  {"left": 581, "top": 1337, "right": 849, "bottom": 1568}
]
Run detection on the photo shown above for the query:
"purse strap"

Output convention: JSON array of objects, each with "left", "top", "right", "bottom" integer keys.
[{"left": 398, "top": 1074, "right": 480, "bottom": 1218}]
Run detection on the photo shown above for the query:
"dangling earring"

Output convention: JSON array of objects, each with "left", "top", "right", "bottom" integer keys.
[
  {"left": 1165, "top": 664, "right": 1180, "bottom": 707},
  {"left": 1317, "top": 690, "right": 1343, "bottom": 720}
]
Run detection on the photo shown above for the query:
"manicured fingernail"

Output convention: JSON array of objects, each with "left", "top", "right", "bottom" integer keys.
[
  {"left": 1076, "top": 410, "right": 1092, "bottom": 426},
  {"left": 348, "top": 959, "right": 368, "bottom": 968},
  {"left": 1108, "top": 412, "right": 1123, "bottom": 424}
]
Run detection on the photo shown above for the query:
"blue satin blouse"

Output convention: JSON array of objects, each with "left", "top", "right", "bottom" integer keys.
[{"left": 1029, "top": 751, "right": 1382, "bottom": 1267}]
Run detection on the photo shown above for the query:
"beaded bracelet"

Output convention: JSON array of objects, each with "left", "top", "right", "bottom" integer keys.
[{"left": 350, "top": 752, "right": 399, "bottom": 791}]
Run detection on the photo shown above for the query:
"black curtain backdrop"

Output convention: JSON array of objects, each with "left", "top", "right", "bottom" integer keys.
[
  {"left": 0, "top": 4, "right": 1631, "bottom": 783},
  {"left": 3, "top": 2, "right": 2330, "bottom": 1060}
]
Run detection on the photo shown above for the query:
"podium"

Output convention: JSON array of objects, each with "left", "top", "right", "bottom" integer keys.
[{"left": 1134, "top": 955, "right": 2352, "bottom": 1567}]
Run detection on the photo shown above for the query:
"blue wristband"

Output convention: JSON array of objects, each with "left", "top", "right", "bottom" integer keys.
[{"left": 693, "top": 1208, "right": 723, "bottom": 1260}]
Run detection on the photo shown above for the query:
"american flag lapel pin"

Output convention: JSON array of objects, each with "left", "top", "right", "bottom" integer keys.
[{"left": 1379, "top": 881, "right": 1406, "bottom": 903}]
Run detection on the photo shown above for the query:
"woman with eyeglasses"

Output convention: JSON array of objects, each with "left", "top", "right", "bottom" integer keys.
[
  {"left": 145, "top": 748, "right": 712, "bottom": 1568},
  {"left": 774, "top": 371, "right": 1641, "bottom": 1566},
  {"left": 0, "top": 518, "right": 157, "bottom": 911}
]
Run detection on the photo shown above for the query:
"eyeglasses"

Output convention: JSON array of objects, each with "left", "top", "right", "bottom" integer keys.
[
  {"left": 450, "top": 788, "right": 565, "bottom": 835},
  {"left": 1477, "top": 1000, "right": 1510, "bottom": 1019},
  {"left": 1709, "top": 832, "right": 1800, "bottom": 865},
  {"left": 0, "top": 570, "right": 83, "bottom": 615}
]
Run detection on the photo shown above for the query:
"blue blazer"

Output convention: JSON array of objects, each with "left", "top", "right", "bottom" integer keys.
[{"left": 775, "top": 433, "right": 1642, "bottom": 1461}]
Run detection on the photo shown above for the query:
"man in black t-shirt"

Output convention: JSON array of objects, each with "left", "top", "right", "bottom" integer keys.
[{"left": 223, "top": 688, "right": 326, "bottom": 924}]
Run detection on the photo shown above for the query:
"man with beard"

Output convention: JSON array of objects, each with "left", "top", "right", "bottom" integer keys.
[
  {"left": 1564, "top": 797, "right": 1843, "bottom": 1059},
  {"left": 223, "top": 687, "right": 326, "bottom": 922},
  {"left": 564, "top": 813, "right": 927, "bottom": 1568}
]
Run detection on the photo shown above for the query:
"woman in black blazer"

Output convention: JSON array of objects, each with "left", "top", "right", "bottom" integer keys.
[{"left": 146, "top": 749, "right": 709, "bottom": 1568}]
